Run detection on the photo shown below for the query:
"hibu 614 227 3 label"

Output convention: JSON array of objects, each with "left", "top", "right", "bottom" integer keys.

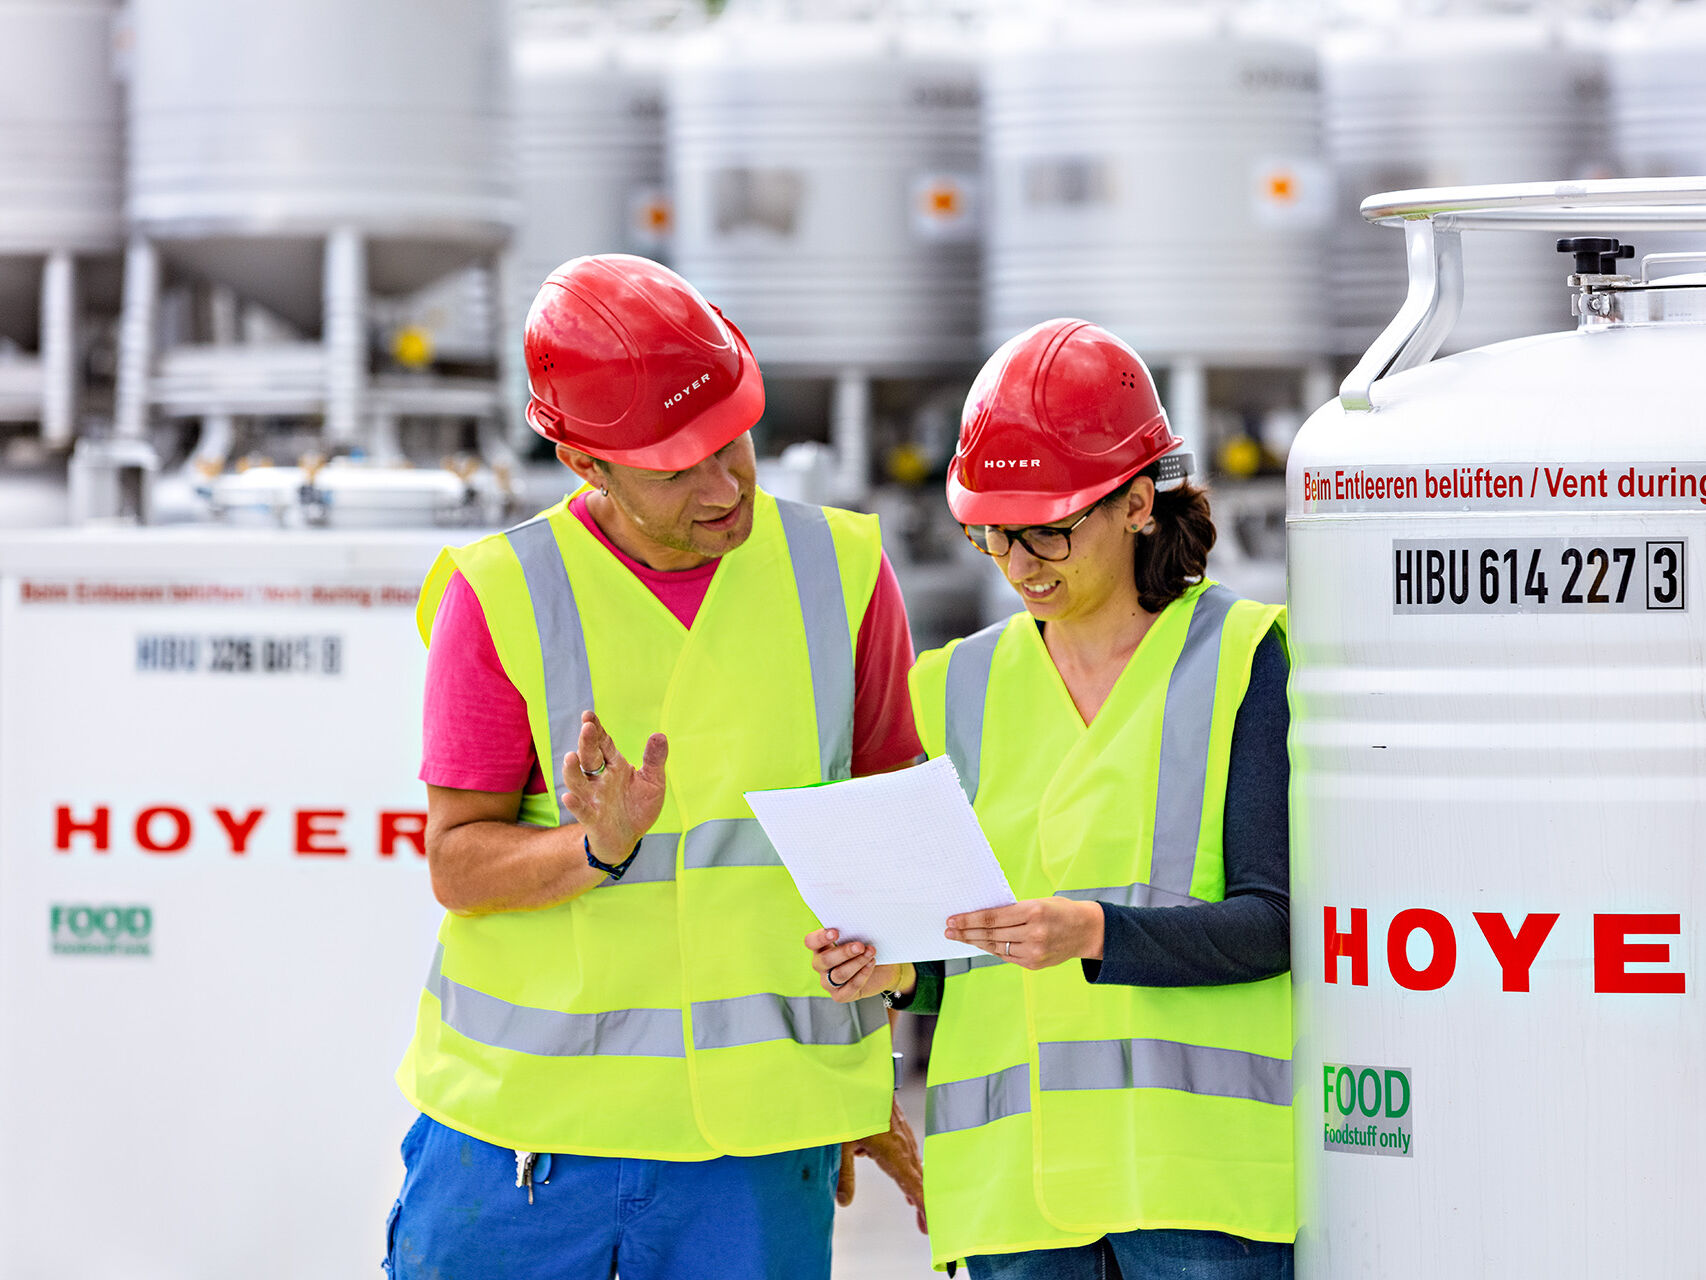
[{"left": 1392, "top": 538, "right": 1686, "bottom": 614}]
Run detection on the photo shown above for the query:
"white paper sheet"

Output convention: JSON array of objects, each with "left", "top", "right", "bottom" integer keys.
[{"left": 744, "top": 755, "right": 1016, "bottom": 963}]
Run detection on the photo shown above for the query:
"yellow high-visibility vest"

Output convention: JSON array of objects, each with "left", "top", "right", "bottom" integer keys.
[
  {"left": 397, "top": 490, "right": 894, "bottom": 1158},
  {"left": 910, "top": 582, "right": 1293, "bottom": 1265}
]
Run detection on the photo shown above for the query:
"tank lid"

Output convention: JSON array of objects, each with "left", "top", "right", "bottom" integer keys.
[{"left": 1575, "top": 254, "right": 1706, "bottom": 331}]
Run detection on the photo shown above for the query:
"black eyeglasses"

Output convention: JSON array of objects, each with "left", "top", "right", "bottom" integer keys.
[{"left": 961, "top": 507, "right": 1097, "bottom": 562}]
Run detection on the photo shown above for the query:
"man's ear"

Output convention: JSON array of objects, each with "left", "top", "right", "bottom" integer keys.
[{"left": 556, "top": 445, "right": 604, "bottom": 490}]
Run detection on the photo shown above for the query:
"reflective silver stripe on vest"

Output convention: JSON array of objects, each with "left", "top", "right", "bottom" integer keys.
[
  {"left": 427, "top": 944, "right": 685, "bottom": 1057},
  {"left": 682, "top": 817, "right": 781, "bottom": 870},
  {"left": 605, "top": 831, "right": 680, "bottom": 885},
  {"left": 1054, "top": 884, "right": 1204, "bottom": 909},
  {"left": 775, "top": 498, "right": 855, "bottom": 782},
  {"left": 943, "top": 954, "right": 1003, "bottom": 977},
  {"left": 925, "top": 1063, "right": 1032, "bottom": 1136},
  {"left": 1037, "top": 1037, "right": 1290, "bottom": 1107},
  {"left": 943, "top": 621, "right": 1004, "bottom": 803},
  {"left": 691, "top": 991, "right": 887, "bottom": 1051},
  {"left": 1149, "top": 585, "right": 1236, "bottom": 900},
  {"left": 506, "top": 515, "right": 593, "bottom": 827}
]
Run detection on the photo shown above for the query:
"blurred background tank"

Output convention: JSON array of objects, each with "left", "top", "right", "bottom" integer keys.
[
  {"left": 1321, "top": 1, "right": 1611, "bottom": 357},
  {"left": 102, "top": 0, "right": 518, "bottom": 526},
  {"left": 0, "top": 0, "right": 124, "bottom": 519},
  {"left": 505, "top": 0, "right": 687, "bottom": 446},
  {"left": 1607, "top": 0, "right": 1706, "bottom": 262},
  {"left": 983, "top": 0, "right": 1333, "bottom": 472},
  {"left": 670, "top": 0, "right": 982, "bottom": 507}
]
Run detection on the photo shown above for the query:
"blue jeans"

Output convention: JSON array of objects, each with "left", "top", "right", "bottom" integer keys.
[
  {"left": 966, "top": 1228, "right": 1293, "bottom": 1280},
  {"left": 383, "top": 1114, "right": 839, "bottom": 1280}
]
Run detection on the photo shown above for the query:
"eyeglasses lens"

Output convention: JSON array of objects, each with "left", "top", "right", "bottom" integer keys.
[{"left": 966, "top": 525, "right": 1071, "bottom": 561}]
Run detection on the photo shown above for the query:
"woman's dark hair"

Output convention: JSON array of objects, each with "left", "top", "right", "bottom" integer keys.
[{"left": 1099, "top": 468, "right": 1216, "bottom": 613}]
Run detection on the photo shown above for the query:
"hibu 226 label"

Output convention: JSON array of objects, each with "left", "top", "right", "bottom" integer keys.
[{"left": 1392, "top": 539, "right": 1685, "bottom": 614}]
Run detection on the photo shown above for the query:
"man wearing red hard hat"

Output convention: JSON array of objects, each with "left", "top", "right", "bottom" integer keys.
[{"left": 386, "top": 255, "right": 925, "bottom": 1279}]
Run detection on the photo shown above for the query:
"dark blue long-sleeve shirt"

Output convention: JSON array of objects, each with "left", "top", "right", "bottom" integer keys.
[{"left": 901, "top": 626, "right": 1289, "bottom": 1014}]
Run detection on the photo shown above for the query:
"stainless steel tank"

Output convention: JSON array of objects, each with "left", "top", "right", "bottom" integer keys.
[
  {"left": 513, "top": 5, "right": 676, "bottom": 314},
  {"left": 126, "top": 0, "right": 513, "bottom": 327},
  {"left": 114, "top": 0, "right": 517, "bottom": 467},
  {"left": 669, "top": 3, "right": 981, "bottom": 373},
  {"left": 1288, "top": 178, "right": 1706, "bottom": 1278},
  {"left": 983, "top": 0, "right": 1329, "bottom": 363},
  {"left": 1321, "top": 7, "right": 1610, "bottom": 355}
]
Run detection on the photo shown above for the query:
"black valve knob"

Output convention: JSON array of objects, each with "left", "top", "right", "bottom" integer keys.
[{"left": 1557, "top": 237, "right": 1635, "bottom": 275}]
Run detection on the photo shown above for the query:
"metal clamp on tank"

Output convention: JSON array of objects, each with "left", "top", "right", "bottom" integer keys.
[{"left": 1338, "top": 177, "right": 1706, "bottom": 412}]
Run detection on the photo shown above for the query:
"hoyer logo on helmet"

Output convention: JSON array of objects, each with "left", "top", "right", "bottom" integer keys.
[
  {"left": 983, "top": 459, "right": 1042, "bottom": 469},
  {"left": 663, "top": 374, "right": 713, "bottom": 411}
]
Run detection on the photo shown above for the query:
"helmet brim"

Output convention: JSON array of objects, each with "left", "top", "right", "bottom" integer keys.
[
  {"left": 946, "top": 455, "right": 1154, "bottom": 526},
  {"left": 529, "top": 324, "right": 766, "bottom": 472}
]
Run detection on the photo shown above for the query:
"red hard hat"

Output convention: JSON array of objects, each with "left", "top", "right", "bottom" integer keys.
[
  {"left": 523, "top": 254, "right": 765, "bottom": 470},
  {"left": 947, "top": 319, "right": 1187, "bottom": 526}
]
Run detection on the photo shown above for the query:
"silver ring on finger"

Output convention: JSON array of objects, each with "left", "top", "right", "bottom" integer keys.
[
  {"left": 579, "top": 760, "right": 607, "bottom": 779},
  {"left": 1005, "top": 940, "right": 1012, "bottom": 957}
]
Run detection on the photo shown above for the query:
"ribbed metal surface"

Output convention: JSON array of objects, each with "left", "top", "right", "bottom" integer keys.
[
  {"left": 127, "top": 0, "right": 513, "bottom": 315},
  {"left": 984, "top": 4, "right": 1327, "bottom": 362},
  {"left": 1322, "top": 16, "right": 1608, "bottom": 356},
  {"left": 513, "top": 11, "right": 672, "bottom": 325},
  {"left": 670, "top": 14, "right": 981, "bottom": 373},
  {"left": 0, "top": 0, "right": 122, "bottom": 257},
  {"left": 1608, "top": 7, "right": 1706, "bottom": 267}
]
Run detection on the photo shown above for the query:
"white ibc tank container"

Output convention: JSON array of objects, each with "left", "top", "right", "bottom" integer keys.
[
  {"left": 127, "top": 0, "right": 512, "bottom": 327},
  {"left": 983, "top": 0, "right": 1329, "bottom": 363},
  {"left": 1322, "top": 11, "right": 1609, "bottom": 355},
  {"left": 670, "top": 6, "right": 981, "bottom": 372},
  {"left": 1288, "top": 179, "right": 1706, "bottom": 1277},
  {"left": 0, "top": 528, "right": 449, "bottom": 1277}
]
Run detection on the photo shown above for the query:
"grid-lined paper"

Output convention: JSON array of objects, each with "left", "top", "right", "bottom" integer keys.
[{"left": 744, "top": 756, "right": 1016, "bottom": 963}]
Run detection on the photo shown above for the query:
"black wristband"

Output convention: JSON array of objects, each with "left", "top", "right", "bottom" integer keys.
[{"left": 584, "top": 834, "right": 643, "bottom": 881}]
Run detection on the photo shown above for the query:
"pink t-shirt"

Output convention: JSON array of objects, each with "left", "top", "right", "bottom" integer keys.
[{"left": 421, "top": 493, "right": 923, "bottom": 794}]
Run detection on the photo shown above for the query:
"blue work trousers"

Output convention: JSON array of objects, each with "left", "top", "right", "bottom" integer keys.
[
  {"left": 384, "top": 1113, "right": 838, "bottom": 1280},
  {"left": 966, "top": 1228, "right": 1293, "bottom": 1280}
]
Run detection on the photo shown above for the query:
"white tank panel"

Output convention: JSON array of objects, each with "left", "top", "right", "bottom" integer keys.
[
  {"left": 0, "top": 529, "right": 450, "bottom": 1278},
  {"left": 127, "top": 0, "right": 513, "bottom": 319},
  {"left": 1288, "top": 240, "right": 1706, "bottom": 1273},
  {"left": 670, "top": 14, "right": 981, "bottom": 372},
  {"left": 1322, "top": 17, "right": 1608, "bottom": 354},
  {"left": 984, "top": 3, "right": 1328, "bottom": 361}
]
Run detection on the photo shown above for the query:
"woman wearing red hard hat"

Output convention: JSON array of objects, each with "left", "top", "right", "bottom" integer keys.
[{"left": 809, "top": 319, "right": 1295, "bottom": 1277}]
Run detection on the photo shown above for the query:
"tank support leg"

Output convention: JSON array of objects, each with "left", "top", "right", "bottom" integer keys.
[
  {"left": 323, "top": 225, "right": 366, "bottom": 449},
  {"left": 39, "top": 250, "right": 77, "bottom": 449},
  {"left": 1167, "top": 356, "right": 1207, "bottom": 469},
  {"left": 832, "top": 366, "right": 871, "bottom": 506},
  {"left": 114, "top": 236, "right": 160, "bottom": 441},
  {"left": 1302, "top": 358, "right": 1336, "bottom": 418}
]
